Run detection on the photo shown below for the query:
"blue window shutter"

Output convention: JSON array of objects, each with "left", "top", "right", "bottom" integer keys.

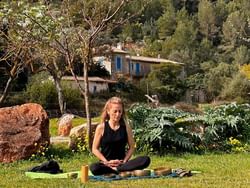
[
  {"left": 136, "top": 63, "right": 140, "bottom": 75},
  {"left": 116, "top": 56, "right": 122, "bottom": 71}
]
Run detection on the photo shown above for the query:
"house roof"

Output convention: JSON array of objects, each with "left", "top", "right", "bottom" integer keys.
[
  {"left": 110, "top": 45, "right": 183, "bottom": 65},
  {"left": 125, "top": 55, "right": 183, "bottom": 65},
  {"left": 111, "top": 47, "right": 128, "bottom": 54},
  {"left": 62, "top": 76, "right": 117, "bottom": 83}
]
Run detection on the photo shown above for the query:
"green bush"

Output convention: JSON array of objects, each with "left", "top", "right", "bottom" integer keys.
[
  {"left": 180, "top": 103, "right": 250, "bottom": 151},
  {"left": 26, "top": 79, "right": 58, "bottom": 109},
  {"left": 62, "top": 83, "right": 83, "bottom": 109},
  {"left": 200, "top": 103, "right": 250, "bottom": 150},
  {"left": 220, "top": 73, "right": 250, "bottom": 102},
  {"left": 128, "top": 103, "right": 202, "bottom": 154},
  {"left": 128, "top": 102, "right": 250, "bottom": 153},
  {"left": 154, "top": 84, "right": 185, "bottom": 103},
  {"left": 3, "top": 92, "right": 27, "bottom": 107},
  {"left": 25, "top": 73, "right": 83, "bottom": 109},
  {"left": 113, "top": 79, "right": 145, "bottom": 102}
]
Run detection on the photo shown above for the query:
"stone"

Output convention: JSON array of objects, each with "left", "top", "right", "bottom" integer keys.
[
  {"left": 69, "top": 124, "right": 87, "bottom": 138},
  {"left": 69, "top": 122, "right": 98, "bottom": 150},
  {"left": 0, "top": 103, "right": 50, "bottom": 163},
  {"left": 58, "top": 114, "right": 74, "bottom": 136}
]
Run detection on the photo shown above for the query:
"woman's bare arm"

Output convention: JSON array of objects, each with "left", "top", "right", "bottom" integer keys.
[
  {"left": 91, "top": 123, "right": 108, "bottom": 163},
  {"left": 123, "top": 123, "right": 135, "bottom": 163}
]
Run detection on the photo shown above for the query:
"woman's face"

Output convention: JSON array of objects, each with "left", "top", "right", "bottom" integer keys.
[{"left": 108, "top": 103, "right": 123, "bottom": 123}]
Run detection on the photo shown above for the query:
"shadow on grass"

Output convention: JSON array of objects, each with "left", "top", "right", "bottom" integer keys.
[{"left": 47, "top": 144, "right": 74, "bottom": 159}]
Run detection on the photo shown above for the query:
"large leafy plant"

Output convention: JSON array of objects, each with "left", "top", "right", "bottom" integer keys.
[
  {"left": 128, "top": 103, "right": 202, "bottom": 153},
  {"left": 200, "top": 103, "right": 250, "bottom": 149}
]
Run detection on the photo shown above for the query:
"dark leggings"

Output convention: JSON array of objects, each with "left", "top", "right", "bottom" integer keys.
[{"left": 90, "top": 156, "right": 150, "bottom": 175}]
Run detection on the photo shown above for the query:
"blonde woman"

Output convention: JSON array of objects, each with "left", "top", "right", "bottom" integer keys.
[{"left": 90, "top": 97, "right": 150, "bottom": 175}]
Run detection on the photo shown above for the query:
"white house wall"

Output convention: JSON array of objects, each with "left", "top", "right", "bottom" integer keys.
[
  {"left": 63, "top": 80, "right": 109, "bottom": 93},
  {"left": 89, "top": 82, "right": 108, "bottom": 93}
]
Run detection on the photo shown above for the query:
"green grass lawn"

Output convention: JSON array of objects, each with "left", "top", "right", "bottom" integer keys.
[
  {"left": 1, "top": 151, "right": 250, "bottom": 188},
  {"left": 2, "top": 117, "right": 249, "bottom": 187}
]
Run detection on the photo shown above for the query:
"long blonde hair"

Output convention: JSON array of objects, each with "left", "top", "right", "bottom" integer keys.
[{"left": 100, "top": 97, "right": 126, "bottom": 126}]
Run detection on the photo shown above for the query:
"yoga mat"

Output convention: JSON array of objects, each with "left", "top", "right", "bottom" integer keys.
[
  {"left": 25, "top": 170, "right": 201, "bottom": 181},
  {"left": 25, "top": 171, "right": 82, "bottom": 179},
  {"left": 25, "top": 170, "right": 174, "bottom": 180}
]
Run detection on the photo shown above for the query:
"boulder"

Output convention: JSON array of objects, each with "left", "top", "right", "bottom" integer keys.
[
  {"left": 0, "top": 103, "right": 50, "bottom": 163},
  {"left": 69, "top": 124, "right": 87, "bottom": 138},
  {"left": 58, "top": 114, "right": 74, "bottom": 136}
]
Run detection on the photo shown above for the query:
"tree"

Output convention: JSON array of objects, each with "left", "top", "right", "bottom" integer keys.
[
  {"left": 23, "top": 2, "right": 78, "bottom": 115},
  {"left": 58, "top": 0, "right": 149, "bottom": 149},
  {"left": 140, "top": 0, "right": 163, "bottom": 23},
  {"left": 194, "top": 38, "right": 215, "bottom": 67},
  {"left": 197, "top": 0, "right": 217, "bottom": 40},
  {"left": 119, "top": 22, "right": 143, "bottom": 41},
  {"left": 214, "top": 0, "right": 228, "bottom": 28},
  {"left": 157, "top": 1, "right": 176, "bottom": 40},
  {"left": 143, "top": 38, "right": 163, "bottom": 57},
  {"left": 204, "top": 62, "right": 238, "bottom": 99},
  {"left": 220, "top": 72, "right": 250, "bottom": 102},
  {"left": 2, "top": 0, "right": 149, "bottom": 149},
  {"left": 0, "top": 6, "right": 36, "bottom": 106},
  {"left": 88, "top": 62, "right": 110, "bottom": 77},
  {"left": 0, "top": 1, "right": 73, "bottom": 113},
  {"left": 233, "top": 45, "right": 250, "bottom": 65},
  {"left": 162, "top": 12, "right": 197, "bottom": 54},
  {"left": 144, "top": 63, "right": 186, "bottom": 103},
  {"left": 222, "top": 11, "right": 248, "bottom": 47}
]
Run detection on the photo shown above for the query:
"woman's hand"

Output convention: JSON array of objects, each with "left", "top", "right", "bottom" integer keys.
[{"left": 103, "top": 159, "right": 123, "bottom": 167}]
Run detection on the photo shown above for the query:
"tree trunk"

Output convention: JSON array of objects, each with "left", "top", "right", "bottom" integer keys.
[
  {"left": 0, "top": 76, "right": 13, "bottom": 107},
  {"left": 83, "top": 56, "right": 92, "bottom": 150},
  {"left": 53, "top": 76, "right": 65, "bottom": 115}
]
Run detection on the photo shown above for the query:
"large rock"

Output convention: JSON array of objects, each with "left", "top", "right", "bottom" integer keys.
[
  {"left": 0, "top": 103, "right": 50, "bottom": 163},
  {"left": 69, "top": 122, "right": 98, "bottom": 150}
]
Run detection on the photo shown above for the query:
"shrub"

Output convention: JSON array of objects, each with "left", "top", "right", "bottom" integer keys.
[
  {"left": 62, "top": 83, "right": 83, "bottom": 109},
  {"left": 128, "top": 103, "right": 202, "bottom": 154},
  {"left": 112, "top": 78, "right": 145, "bottom": 102},
  {"left": 174, "top": 102, "right": 201, "bottom": 114},
  {"left": 29, "top": 141, "right": 50, "bottom": 161},
  {"left": 3, "top": 92, "right": 27, "bottom": 107},
  {"left": 69, "top": 135, "right": 88, "bottom": 153},
  {"left": 195, "top": 103, "right": 250, "bottom": 150},
  {"left": 128, "top": 102, "right": 250, "bottom": 153},
  {"left": 227, "top": 137, "right": 248, "bottom": 153},
  {"left": 25, "top": 79, "right": 58, "bottom": 109},
  {"left": 220, "top": 73, "right": 250, "bottom": 102},
  {"left": 25, "top": 74, "right": 83, "bottom": 109}
]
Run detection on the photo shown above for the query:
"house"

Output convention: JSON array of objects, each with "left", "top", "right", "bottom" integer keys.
[
  {"left": 94, "top": 44, "right": 183, "bottom": 81},
  {"left": 62, "top": 76, "right": 117, "bottom": 94}
]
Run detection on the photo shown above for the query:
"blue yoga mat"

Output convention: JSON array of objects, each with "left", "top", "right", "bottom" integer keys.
[{"left": 25, "top": 170, "right": 180, "bottom": 181}]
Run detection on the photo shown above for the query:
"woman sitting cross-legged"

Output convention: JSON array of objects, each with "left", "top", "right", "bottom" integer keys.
[{"left": 90, "top": 97, "right": 150, "bottom": 175}]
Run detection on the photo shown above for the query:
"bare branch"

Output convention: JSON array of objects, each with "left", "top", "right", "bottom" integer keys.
[{"left": 90, "top": 0, "right": 125, "bottom": 42}]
